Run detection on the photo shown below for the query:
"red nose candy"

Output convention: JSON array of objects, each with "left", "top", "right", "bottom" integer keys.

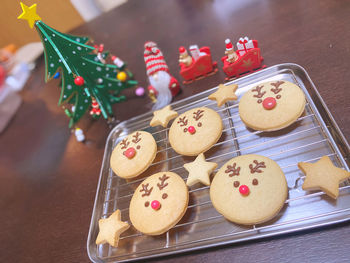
[
  {"left": 124, "top": 147, "right": 136, "bottom": 159},
  {"left": 239, "top": 185, "right": 250, "bottom": 196},
  {"left": 188, "top": 126, "right": 196, "bottom": 134},
  {"left": 151, "top": 200, "right": 161, "bottom": 210},
  {"left": 262, "top": 97, "right": 276, "bottom": 110}
]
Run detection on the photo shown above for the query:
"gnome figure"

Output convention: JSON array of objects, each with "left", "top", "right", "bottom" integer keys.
[
  {"left": 144, "top": 41, "right": 173, "bottom": 110},
  {"left": 225, "top": 38, "right": 238, "bottom": 63},
  {"left": 178, "top": 46, "right": 193, "bottom": 67}
]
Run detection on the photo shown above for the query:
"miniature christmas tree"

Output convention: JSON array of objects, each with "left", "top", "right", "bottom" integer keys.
[{"left": 18, "top": 2, "right": 137, "bottom": 128}]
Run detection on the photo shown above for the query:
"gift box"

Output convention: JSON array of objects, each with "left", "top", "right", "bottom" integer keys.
[{"left": 236, "top": 36, "right": 255, "bottom": 56}]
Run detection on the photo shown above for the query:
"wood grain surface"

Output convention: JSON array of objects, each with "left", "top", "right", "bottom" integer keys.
[{"left": 0, "top": 0, "right": 349, "bottom": 262}]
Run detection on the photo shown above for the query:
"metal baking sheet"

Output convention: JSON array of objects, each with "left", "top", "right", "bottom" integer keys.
[{"left": 87, "top": 63, "right": 350, "bottom": 263}]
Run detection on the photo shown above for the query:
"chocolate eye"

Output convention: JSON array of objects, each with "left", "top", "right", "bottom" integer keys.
[
  {"left": 233, "top": 181, "right": 240, "bottom": 188},
  {"left": 184, "top": 128, "right": 188, "bottom": 132},
  {"left": 252, "top": 179, "right": 258, "bottom": 185},
  {"left": 162, "top": 193, "right": 168, "bottom": 199},
  {"left": 197, "top": 122, "right": 202, "bottom": 127},
  {"left": 144, "top": 201, "right": 150, "bottom": 207},
  {"left": 136, "top": 145, "right": 141, "bottom": 150},
  {"left": 257, "top": 99, "right": 262, "bottom": 104},
  {"left": 276, "top": 95, "right": 281, "bottom": 99}
]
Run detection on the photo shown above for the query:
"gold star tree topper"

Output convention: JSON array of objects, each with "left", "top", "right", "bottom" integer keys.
[
  {"left": 17, "top": 2, "right": 41, "bottom": 28},
  {"left": 208, "top": 83, "right": 238, "bottom": 107},
  {"left": 298, "top": 156, "right": 350, "bottom": 199}
]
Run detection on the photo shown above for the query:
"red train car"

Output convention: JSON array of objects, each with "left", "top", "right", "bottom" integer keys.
[
  {"left": 179, "top": 46, "right": 218, "bottom": 84},
  {"left": 222, "top": 39, "right": 264, "bottom": 80}
]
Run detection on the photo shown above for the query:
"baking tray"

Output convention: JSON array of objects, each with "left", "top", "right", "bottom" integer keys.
[{"left": 87, "top": 63, "right": 350, "bottom": 263}]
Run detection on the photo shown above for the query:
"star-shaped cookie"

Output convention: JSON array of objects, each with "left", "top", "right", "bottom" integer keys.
[
  {"left": 184, "top": 153, "right": 218, "bottom": 186},
  {"left": 298, "top": 156, "right": 350, "bottom": 199},
  {"left": 208, "top": 83, "right": 238, "bottom": 107},
  {"left": 96, "top": 209, "right": 130, "bottom": 247},
  {"left": 150, "top": 105, "right": 178, "bottom": 128}
]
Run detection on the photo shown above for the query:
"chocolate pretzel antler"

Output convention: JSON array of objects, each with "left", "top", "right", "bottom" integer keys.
[
  {"left": 140, "top": 183, "right": 153, "bottom": 197},
  {"left": 251, "top": 85, "right": 266, "bottom": 98},
  {"left": 132, "top": 132, "right": 141, "bottom": 143},
  {"left": 249, "top": 160, "right": 266, "bottom": 173},
  {"left": 225, "top": 163, "right": 241, "bottom": 177},
  {"left": 193, "top": 109, "right": 204, "bottom": 121},
  {"left": 120, "top": 138, "right": 129, "bottom": 149},
  {"left": 270, "top": 81, "right": 284, "bottom": 94},
  {"left": 157, "top": 174, "right": 170, "bottom": 190},
  {"left": 177, "top": 116, "right": 188, "bottom": 127}
]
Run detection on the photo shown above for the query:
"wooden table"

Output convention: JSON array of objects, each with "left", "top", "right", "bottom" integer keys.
[{"left": 1, "top": 0, "right": 349, "bottom": 262}]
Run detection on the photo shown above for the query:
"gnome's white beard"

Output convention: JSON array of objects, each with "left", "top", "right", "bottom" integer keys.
[{"left": 149, "top": 71, "right": 172, "bottom": 110}]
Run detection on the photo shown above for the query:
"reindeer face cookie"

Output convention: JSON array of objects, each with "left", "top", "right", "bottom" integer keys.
[
  {"left": 110, "top": 131, "right": 157, "bottom": 179},
  {"left": 169, "top": 107, "right": 223, "bottom": 156},
  {"left": 239, "top": 80, "right": 305, "bottom": 131},
  {"left": 210, "top": 154, "right": 287, "bottom": 225},
  {"left": 129, "top": 172, "right": 189, "bottom": 235}
]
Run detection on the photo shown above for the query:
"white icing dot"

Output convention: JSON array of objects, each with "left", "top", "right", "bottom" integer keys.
[
  {"left": 52, "top": 34, "right": 55, "bottom": 37},
  {"left": 96, "top": 67, "right": 102, "bottom": 71},
  {"left": 59, "top": 59, "right": 61, "bottom": 62},
  {"left": 63, "top": 95, "right": 67, "bottom": 98},
  {"left": 84, "top": 99, "right": 88, "bottom": 103},
  {"left": 118, "top": 82, "right": 122, "bottom": 86},
  {"left": 108, "top": 83, "right": 112, "bottom": 87},
  {"left": 106, "top": 67, "right": 109, "bottom": 71},
  {"left": 50, "top": 63, "right": 54, "bottom": 67},
  {"left": 77, "top": 46, "right": 82, "bottom": 50},
  {"left": 94, "top": 57, "right": 99, "bottom": 62},
  {"left": 82, "top": 62, "right": 86, "bottom": 65},
  {"left": 80, "top": 106, "right": 83, "bottom": 110},
  {"left": 106, "top": 74, "right": 109, "bottom": 77},
  {"left": 76, "top": 38, "right": 80, "bottom": 42},
  {"left": 67, "top": 85, "right": 72, "bottom": 90},
  {"left": 44, "top": 38, "right": 47, "bottom": 41},
  {"left": 72, "top": 51, "right": 76, "bottom": 54}
]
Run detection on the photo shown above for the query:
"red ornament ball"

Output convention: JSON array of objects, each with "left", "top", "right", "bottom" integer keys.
[
  {"left": 74, "top": 76, "right": 85, "bottom": 86},
  {"left": 239, "top": 185, "right": 250, "bottom": 196},
  {"left": 262, "top": 97, "right": 276, "bottom": 110},
  {"left": 188, "top": 126, "right": 196, "bottom": 134},
  {"left": 151, "top": 200, "right": 161, "bottom": 210}
]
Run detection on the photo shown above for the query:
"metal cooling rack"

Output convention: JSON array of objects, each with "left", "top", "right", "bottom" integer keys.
[{"left": 87, "top": 64, "right": 350, "bottom": 263}]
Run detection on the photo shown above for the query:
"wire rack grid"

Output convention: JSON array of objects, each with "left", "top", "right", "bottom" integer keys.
[{"left": 87, "top": 64, "right": 350, "bottom": 263}]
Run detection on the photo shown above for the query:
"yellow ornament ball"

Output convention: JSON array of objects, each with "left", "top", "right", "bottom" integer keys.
[{"left": 117, "top": 71, "right": 127, "bottom": 82}]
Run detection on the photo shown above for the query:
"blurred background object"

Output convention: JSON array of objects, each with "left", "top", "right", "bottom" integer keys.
[{"left": 1, "top": 0, "right": 127, "bottom": 48}]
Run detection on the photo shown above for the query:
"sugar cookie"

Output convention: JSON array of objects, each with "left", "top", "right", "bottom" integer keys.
[
  {"left": 150, "top": 105, "right": 178, "bottom": 128},
  {"left": 298, "top": 156, "right": 350, "bottom": 199},
  {"left": 208, "top": 83, "right": 238, "bottom": 107},
  {"left": 210, "top": 154, "right": 287, "bottom": 225},
  {"left": 110, "top": 131, "right": 157, "bottom": 179},
  {"left": 129, "top": 172, "right": 188, "bottom": 235},
  {"left": 95, "top": 209, "right": 130, "bottom": 247},
  {"left": 184, "top": 153, "right": 218, "bottom": 186},
  {"left": 169, "top": 107, "right": 223, "bottom": 156},
  {"left": 239, "top": 80, "right": 305, "bottom": 131}
]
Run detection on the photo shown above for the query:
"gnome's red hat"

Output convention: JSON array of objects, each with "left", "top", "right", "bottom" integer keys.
[{"left": 144, "top": 41, "right": 169, "bottom": 76}]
